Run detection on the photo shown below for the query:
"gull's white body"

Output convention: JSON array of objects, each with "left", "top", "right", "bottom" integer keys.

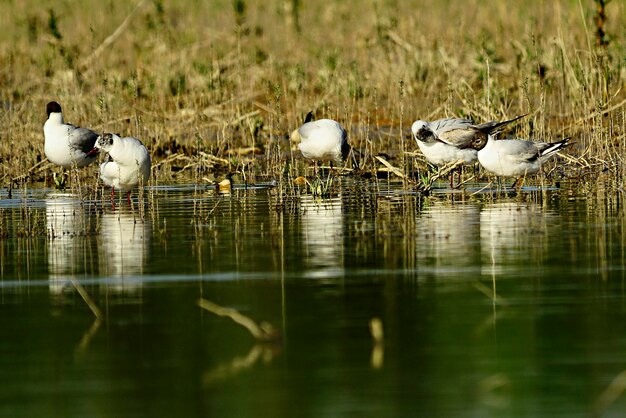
[
  {"left": 293, "top": 119, "right": 348, "bottom": 164},
  {"left": 43, "top": 110, "right": 98, "bottom": 168},
  {"left": 477, "top": 135, "right": 569, "bottom": 177},
  {"left": 96, "top": 134, "right": 151, "bottom": 192},
  {"left": 415, "top": 138, "right": 478, "bottom": 166}
]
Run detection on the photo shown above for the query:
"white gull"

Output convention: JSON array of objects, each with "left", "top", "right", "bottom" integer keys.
[
  {"left": 43, "top": 101, "right": 99, "bottom": 168},
  {"left": 291, "top": 112, "right": 350, "bottom": 166},
  {"left": 475, "top": 134, "right": 571, "bottom": 178},
  {"left": 88, "top": 133, "right": 151, "bottom": 203}
]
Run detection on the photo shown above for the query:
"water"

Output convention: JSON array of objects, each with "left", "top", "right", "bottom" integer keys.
[{"left": 1, "top": 181, "right": 626, "bottom": 417}]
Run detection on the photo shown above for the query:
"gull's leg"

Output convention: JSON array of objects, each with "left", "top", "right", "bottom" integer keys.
[
  {"left": 110, "top": 186, "right": 116, "bottom": 211},
  {"left": 126, "top": 191, "right": 132, "bottom": 206},
  {"left": 449, "top": 165, "right": 462, "bottom": 189}
]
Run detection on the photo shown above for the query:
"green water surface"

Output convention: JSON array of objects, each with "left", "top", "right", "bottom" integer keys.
[{"left": 0, "top": 181, "right": 625, "bottom": 417}]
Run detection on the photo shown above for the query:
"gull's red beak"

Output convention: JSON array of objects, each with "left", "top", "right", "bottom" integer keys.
[{"left": 86, "top": 148, "right": 99, "bottom": 157}]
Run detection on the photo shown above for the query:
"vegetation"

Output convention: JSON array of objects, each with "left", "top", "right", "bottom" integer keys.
[{"left": 0, "top": 0, "right": 623, "bottom": 192}]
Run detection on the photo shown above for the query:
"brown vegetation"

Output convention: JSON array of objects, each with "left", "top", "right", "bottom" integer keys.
[{"left": 0, "top": 0, "right": 624, "bottom": 190}]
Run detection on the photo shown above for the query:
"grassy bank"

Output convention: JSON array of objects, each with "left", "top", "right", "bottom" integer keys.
[{"left": 0, "top": 0, "right": 624, "bottom": 190}]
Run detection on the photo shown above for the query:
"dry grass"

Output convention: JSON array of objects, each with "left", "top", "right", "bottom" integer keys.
[{"left": 0, "top": 0, "right": 624, "bottom": 190}]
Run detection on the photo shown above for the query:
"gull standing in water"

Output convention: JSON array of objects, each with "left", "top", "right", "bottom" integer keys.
[
  {"left": 291, "top": 111, "right": 351, "bottom": 171},
  {"left": 87, "top": 133, "right": 151, "bottom": 206},
  {"left": 411, "top": 115, "right": 526, "bottom": 186},
  {"left": 474, "top": 134, "right": 571, "bottom": 185},
  {"left": 43, "top": 101, "right": 99, "bottom": 168}
]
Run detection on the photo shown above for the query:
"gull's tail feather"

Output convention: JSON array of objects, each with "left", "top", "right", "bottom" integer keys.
[{"left": 539, "top": 137, "right": 572, "bottom": 158}]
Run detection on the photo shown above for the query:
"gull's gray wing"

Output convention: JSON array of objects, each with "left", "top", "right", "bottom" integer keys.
[
  {"left": 499, "top": 140, "right": 540, "bottom": 163},
  {"left": 438, "top": 129, "right": 484, "bottom": 149},
  {"left": 68, "top": 126, "right": 98, "bottom": 154},
  {"left": 430, "top": 118, "right": 479, "bottom": 148},
  {"left": 434, "top": 115, "right": 527, "bottom": 148},
  {"left": 429, "top": 118, "right": 474, "bottom": 135}
]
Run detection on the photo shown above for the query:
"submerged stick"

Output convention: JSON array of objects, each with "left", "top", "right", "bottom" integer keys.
[
  {"left": 202, "top": 344, "right": 275, "bottom": 385},
  {"left": 429, "top": 160, "right": 465, "bottom": 183},
  {"left": 375, "top": 156, "right": 407, "bottom": 180},
  {"left": 369, "top": 317, "right": 384, "bottom": 343},
  {"left": 197, "top": 298, "right": 279, "bottom": 342},
  {"left": 369, "top": 317, "right": 384, "bottom": 369},
  {"left": 70, "top": 277, "right": 103, "bottom": 320},
  {"left": 76, "top": 318, "right": 103, "bottom": 355},
  {"left": 595, "top": 370, "right": 626, "bottom": 414}
]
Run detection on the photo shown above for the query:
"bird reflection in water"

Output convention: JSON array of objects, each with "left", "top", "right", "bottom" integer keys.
[
  {"left": 480, "top": 201, "right": 553, "bottom": 275},
  {"left": 416, "top": 200, "right": 481, "bottom": 273},
  {"left": 300, "top": 195, "right": 344, "bottom": 277},
  {"left": 46, "top": 193, "right": 94, "bottom": 298},
  {"left": 478, "top": 201, "right": 555, "bottom": 324},
  {"left": 98, "top": 209, "right": 152, "bottom": 302}
]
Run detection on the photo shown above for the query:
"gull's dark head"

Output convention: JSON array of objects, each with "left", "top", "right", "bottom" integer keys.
[
  {"left": 470, "top": 132, "right": 489, "bottom": 151},
  {"left": 96, "top": 133, "right": 116, "bottom": 152},
  {"left": 87, "top": 133, "right": 120, "bottom": 157},
  {"left": 411, "top": 120, "right": 435, "bottom": 143},
  {"left": 87, "top": 133, "right": 117, "bottom": 157},
  {"left": 46, "top": 101, "right": 62, "bottom": 117}
]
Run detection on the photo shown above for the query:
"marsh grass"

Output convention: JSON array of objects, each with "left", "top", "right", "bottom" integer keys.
[{"left": 0, "top": 0, "right": 624, "bottom": 196}]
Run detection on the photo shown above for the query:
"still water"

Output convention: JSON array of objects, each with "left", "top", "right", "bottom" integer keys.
[{"left": 1, "top": 180, "right": 625, "bottom": 417}]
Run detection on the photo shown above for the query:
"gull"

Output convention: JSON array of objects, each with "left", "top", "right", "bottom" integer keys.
[
  {"left": 411, "top": 115, "right": 526, "bottom": 187},
  {"left": 411, "top": 115, "right": 527, "bottom": 166},
  {"left": 290, "top": 111, "right": 350, "bottom": 169},
  {"left": 43, "top": 101, "right": 99, "bottom": 168},
  {"left": 475, "top": 134, "right": 571, "bottom": 183},
  {"left": 87, "top": 133, "right": 151, "bottom": 205}
]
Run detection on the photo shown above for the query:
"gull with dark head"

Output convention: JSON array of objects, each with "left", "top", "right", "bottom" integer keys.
[
  {"left": 43, "top": 101, "right": 99, "bottom": 168},
  {"left": 87, "top": 133, "right": 151, "bottom": 205},
  {"left": 291, "top": 111, "right": 350, "bottom": 168},
  {"left": 474, "top": 134, "right": 571, "bottom": 183}
]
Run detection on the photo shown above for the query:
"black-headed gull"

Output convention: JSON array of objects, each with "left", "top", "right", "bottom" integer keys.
[
  {"left": 411, "top": 115, "right": 526, "bottom": 167},
  {"left": 88, "top": 133, "right": 151, "bottom": 204},
  {"left": 475, "top": 135, "right": 571, "bottom": 179},
  {"left": 291, "top": 112, "right": 350, "bottom": 166},
  {"left": 43, "top": 101, "right": 99, "bottom": 168}
]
